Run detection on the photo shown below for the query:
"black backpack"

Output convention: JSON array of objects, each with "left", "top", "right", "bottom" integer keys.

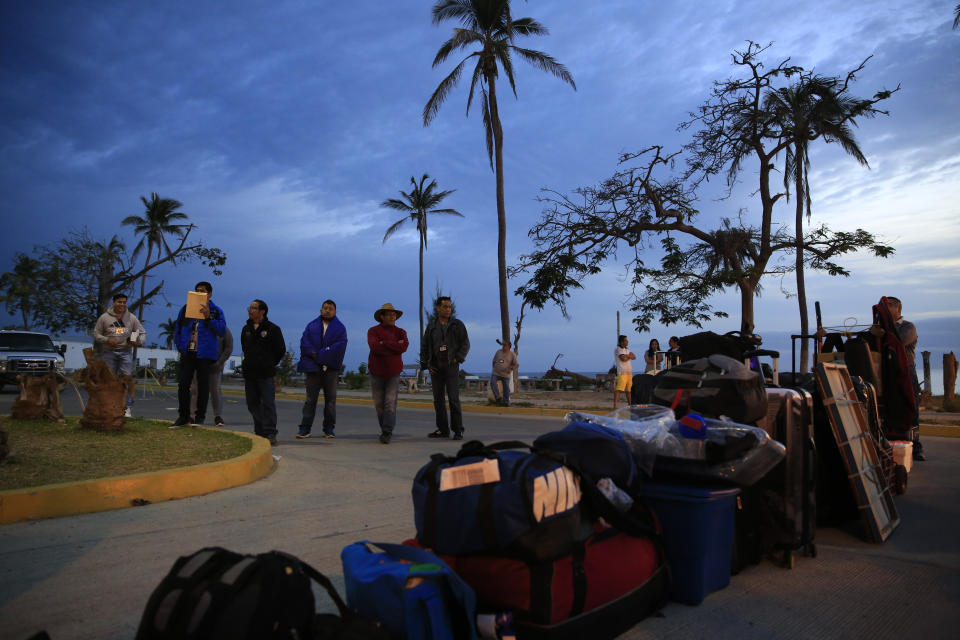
[
  {"left": 652, "top": 354, "right": 767, "bottom": 424},
  {"left": 136, "top": 547, "right": 390, "bottom": 640}
]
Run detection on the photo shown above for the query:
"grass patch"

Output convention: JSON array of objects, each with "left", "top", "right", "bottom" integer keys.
[{"left": 0, "top": 416, "right": 252, "bottom": 491}]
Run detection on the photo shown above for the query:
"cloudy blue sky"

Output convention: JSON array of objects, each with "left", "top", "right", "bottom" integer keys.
[{"left": 2, "top": 1, "right": 958, "bottom": 386}]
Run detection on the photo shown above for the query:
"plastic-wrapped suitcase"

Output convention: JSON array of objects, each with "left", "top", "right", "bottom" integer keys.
[{"left": 752, "top": 387, "right": 817, "bottom": 568}]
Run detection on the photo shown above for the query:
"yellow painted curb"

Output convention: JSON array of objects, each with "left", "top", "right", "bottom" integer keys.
[
  {"left": 919, "top": 424, "right": 960, "bottom": 438},
  {"left": 0, "top": 429, "right": 275, "bottom": 525}
]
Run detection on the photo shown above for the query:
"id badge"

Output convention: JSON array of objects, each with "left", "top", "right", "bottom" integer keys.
[{"left": 439, "top": 345, "right": 447, "bottom": 352}]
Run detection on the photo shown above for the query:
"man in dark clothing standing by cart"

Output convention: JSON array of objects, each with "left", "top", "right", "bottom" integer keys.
[
  {"left": 420, "top": 296, "right": 470, "bottom": 440},
  {"left": 886, "top": 296, "right": 924, "bottom": 461},
  {"left": 241, "top": 299, "right": 286, "bottom": 445}
]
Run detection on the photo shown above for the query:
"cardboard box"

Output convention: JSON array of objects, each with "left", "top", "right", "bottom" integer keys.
[{"left": 891, "top": 441, "right": 913, "bottom": 473}]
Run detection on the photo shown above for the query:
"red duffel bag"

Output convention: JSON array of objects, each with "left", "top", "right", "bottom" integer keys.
[{"left": 408, "top": 519, "right": 668, "bottom": 640}]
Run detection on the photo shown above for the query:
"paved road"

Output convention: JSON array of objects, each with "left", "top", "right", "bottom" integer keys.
[{"left": 1, "top": 387, "right": 958, "bottom": 640}]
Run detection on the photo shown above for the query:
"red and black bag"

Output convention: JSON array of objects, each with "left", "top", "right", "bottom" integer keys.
[{"left": 409, "top": 517, "right": 668, "bottom": 640}]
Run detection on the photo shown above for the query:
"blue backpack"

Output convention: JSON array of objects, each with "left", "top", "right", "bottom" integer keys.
[
  {"left": 341, "top": 541, "right": 478, "bottom": 640},
  {"left": 412, "top": 440, "right": 586, "bottom": 561}
]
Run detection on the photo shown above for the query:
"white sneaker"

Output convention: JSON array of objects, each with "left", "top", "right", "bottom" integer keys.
[{"left": 124, "top": 408, "right": 132, "bottom": 418}]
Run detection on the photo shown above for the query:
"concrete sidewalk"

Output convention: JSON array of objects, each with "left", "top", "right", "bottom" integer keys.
[{"left": 0, "top": 394, "right": 958, "bottom": 639}]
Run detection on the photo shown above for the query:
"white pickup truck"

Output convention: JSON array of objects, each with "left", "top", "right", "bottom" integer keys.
[{"left": 0, "top": 330, "right": 67, "bottom": 391}]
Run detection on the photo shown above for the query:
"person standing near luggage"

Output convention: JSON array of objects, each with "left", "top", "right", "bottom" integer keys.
[
  {"left": 93, "top": 293, "right": 146, "bottom": 417},
  {"left": 667, "top": 336, "right": 681, "bottom": 368},
  {"left": 190, "top": 327, "right": 233, "bottom": 426},
  {"left": 367, "top": 303, "right": 408, "bottom": 444},
  {"left": 886, "top": 296, "right": 925, "bottom": 461},
  {"left": 241, "top": 299, "right": 286, "bottom": 445},
  {"left": 421, "top": 296, "right": 470, "bottom": 440},
  {"left": 613, "top": 335, "right": 636, "bottom": 409},
  {"left": 296, "top": 300, "right": 348, "bottom": 439},
  {"left": 172, "top": 281, "right": 226, "bottom": 428},
  {"left": 644, "top": 338, "right": 663, "bottom": 374},
  {"left": 490, "top": 339, "right": 518, "bottom": 407}
]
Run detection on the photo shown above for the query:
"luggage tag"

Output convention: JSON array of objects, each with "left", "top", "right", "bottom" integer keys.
[{"left": 439, "top": 458, "right": 500, "bottom": 491}]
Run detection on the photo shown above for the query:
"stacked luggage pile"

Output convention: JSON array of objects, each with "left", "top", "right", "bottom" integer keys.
[{"left": 134, "top": 297, "right": 914, "bottom": 640}]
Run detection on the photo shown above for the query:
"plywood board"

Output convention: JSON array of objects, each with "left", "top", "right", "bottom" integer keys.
[{"left": 816, "top": 362, "right": 900, "bottom": 543}]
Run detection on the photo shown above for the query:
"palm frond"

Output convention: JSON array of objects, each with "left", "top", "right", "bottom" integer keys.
[
  {"left": 511, "top": 47, "right": 576, "bottom": 89},
  {"left": 424, "top": 56, "right": 473, "bottom": 125},
  {"left": 481, "top": 87, "right": 494, "bottom": 168}
]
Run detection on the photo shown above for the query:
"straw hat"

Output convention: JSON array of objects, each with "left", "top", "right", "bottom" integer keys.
[{"left": 374, "top": 302, "right": 403, "bottom": 322}]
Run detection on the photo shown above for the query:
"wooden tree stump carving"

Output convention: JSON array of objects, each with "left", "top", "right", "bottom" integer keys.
[
  {"left": 77, "top": 348, "right": 132, "bottom": 431},
  {"left": 11, "top": 373, "right": 66, "bottom": 422}
]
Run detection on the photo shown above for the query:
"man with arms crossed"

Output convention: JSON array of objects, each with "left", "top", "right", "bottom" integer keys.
[{"left": 613, "top": 335, "right": 636, "bottom": 410}]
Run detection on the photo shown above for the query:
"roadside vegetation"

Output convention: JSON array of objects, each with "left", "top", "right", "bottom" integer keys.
[{"left": 0, "top": 417, "right": 251, "bottom": 491}]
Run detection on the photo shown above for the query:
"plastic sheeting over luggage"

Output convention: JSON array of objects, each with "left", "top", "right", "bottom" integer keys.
[{"left": 565, "top": 406, "right": 784, "bottom": 486}]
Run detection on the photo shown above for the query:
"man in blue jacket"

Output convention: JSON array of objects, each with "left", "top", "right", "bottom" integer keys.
[
  {"left": 296, "top": 299, "right": 348, "bottom": 438},
  {"left": 171, "top": 281, "right": 226, "bottom": 428}
]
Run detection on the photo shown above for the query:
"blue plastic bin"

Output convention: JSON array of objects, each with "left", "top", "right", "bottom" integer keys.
[{"left": 639, "top": 482, "right": 740, "bottom": 605}]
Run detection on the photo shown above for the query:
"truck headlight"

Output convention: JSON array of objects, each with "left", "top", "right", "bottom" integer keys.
[
  {"left": 55, "top": 360, "right": 65, "bottom": 373},
  {"left": 0, "top": 361, "right": 6, "bottom": 373}
]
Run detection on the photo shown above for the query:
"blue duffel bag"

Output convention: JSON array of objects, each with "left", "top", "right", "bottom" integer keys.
[
  {"left": 342, "top": 541, "right": 478, "bottom": 640},
  {"left": 412, "top": 440, "right": 587, "bottom": 561}
]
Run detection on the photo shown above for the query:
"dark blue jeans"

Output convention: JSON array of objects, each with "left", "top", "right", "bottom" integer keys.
[
  {"left": 179, "top": 352, "right": 212, "bottom": 422},
  {"left": 490, "top": 374, "right": 511, "bottom": 405},
  {"left": 301, "top": 369, "right": 338, "bottom": 434},
  {"left": 370, "top": 375, "right": 399, "bottom": 435},
  {"left": 244, "top": 375, "right": 277, "bottom": 438},
  {"left": 431, "top": 365, "right": 463, "bottom": 435}
]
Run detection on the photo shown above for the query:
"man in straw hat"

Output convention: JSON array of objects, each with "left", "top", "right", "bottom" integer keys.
[{"left": 367, "top": 303, "right": 408, "bottom": 444}]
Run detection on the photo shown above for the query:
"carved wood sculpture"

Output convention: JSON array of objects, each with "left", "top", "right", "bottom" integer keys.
[
  {"left": 945, "top": 352, "right": 958, "bottom": 403},
  {"left": 77, "top": 347, "right": 133, "bottom": 431},
  {"left": 10, "top": 372, "right": 66, "bottom": 422}
]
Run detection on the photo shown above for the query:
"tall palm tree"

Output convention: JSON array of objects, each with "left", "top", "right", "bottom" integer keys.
[
  {"left": 157, "top": 317, "right": 177, "bottom": 349},
  {"left": 765, "top": 76, "right": 874, "bottom": 372},
  {"left": 382, "top": 174, "right": 464, "bottom": 344},
  {"left": 424, "top": 0, "right": 575, "bottom": 345},
  {"left": 0, "top": 254, "right": 41, "bottom": 329},
  {"left": 121, "top": 193, "right": 188, "bottom": 328}
]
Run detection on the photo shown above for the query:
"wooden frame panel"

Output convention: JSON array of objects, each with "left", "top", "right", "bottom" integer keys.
[{"left": 815, "top": 362, "right": 899, "bottom": 542}]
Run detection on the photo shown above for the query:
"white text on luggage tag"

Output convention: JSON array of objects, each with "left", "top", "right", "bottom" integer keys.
[
  {"left": 532, "top": 468, "right": 581, "bottom": 521},
  {"left": 439, "top": 459, "right": 501, "bottom": 491}
]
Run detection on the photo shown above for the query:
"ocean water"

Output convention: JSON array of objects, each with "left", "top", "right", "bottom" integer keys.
[{"left": 518, "top": 367, "right": 953, "bottom": 396}]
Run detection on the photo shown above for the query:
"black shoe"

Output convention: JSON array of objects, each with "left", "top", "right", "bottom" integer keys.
[
  {"left": 169, "top": 417, "right": 189, "bottom": 429},
  {"left": 379, "top": 433, "right": 392, "bottom": 444},
  {"left": 452, "top": 432, "right": 464, "bottom": 441},
  {"left": 214, "top": 416, "right": 225, "bottom": 426},
  {"left": 191, "top": 416, "right": 204, "bottom": 427},
  {"left": 428, "top": 430, "right": 449, "bottom": 438},
  {"left": 913, "top": 450, "right": 926, "bottom": 461},
  {"left": 268, "top": 436, "right": 278, "bottom": 446}
]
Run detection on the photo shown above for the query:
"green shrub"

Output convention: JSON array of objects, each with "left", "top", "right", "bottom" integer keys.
[{"left": 344, "top": 363, "right": 368, "bottom": 389}]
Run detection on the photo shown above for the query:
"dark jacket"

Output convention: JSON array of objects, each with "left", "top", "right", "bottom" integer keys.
[
  {"left": 297, "top": 315, "right": 348, "bottom": 372},
  {"left": 419, "top": 316, "right": 469, "bottom": 369},
  {"left": 241, "top": 318, "right": 286, "bottom": 378},
  {"left": 174, "top": 301, "right": 227, "bottom": 360}
]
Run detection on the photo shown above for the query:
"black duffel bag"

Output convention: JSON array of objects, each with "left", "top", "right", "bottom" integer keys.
[
  {"left": 677, "top": 330, "right": 761, "bottom": 362},
  {"left": 651, "top": 354, "right": 767, "bottom": 424}
]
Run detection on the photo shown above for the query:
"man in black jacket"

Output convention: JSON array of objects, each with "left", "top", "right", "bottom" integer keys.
[
  {"left": 241, "top": 299, "right": 286, "bottom": 445},
  {"left": 419, "top": 296, "right": 470, "bottom": 440}
]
